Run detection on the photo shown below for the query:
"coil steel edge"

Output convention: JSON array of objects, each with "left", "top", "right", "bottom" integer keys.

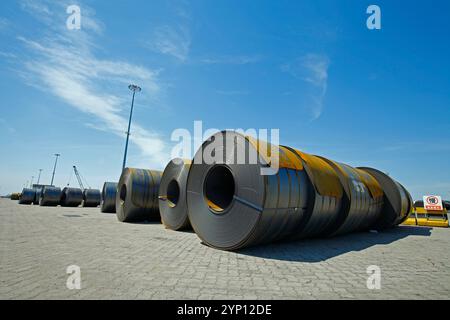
[
  {"left": 39, "top": 186, "right": 61, "bottom": 206},
  {"left": 318, "top": 158, "right": 384, "bottom": 236},
  {"left": 159, "top": 159, "right": 192, "bottom": 231},
  {"left": 60, "top": 187, "right": 83, "bottom": 207},
  {"left": 19, "top": 188, "right": 35, "bottom": 205},
  {"left": 82, "top": 189, "right": 101, "bottom": 207},
  {"left": 116, "top": 168, "right": 162, "bottom": 222},
  {"left": 358, "top": 167, "right": 413, "bottom": 229},
  {"left": 101, "top": 182, "right": 117, "bottom": 213},
  {"left": 187, "top": 131, "right": 412, "bottom": 251}
]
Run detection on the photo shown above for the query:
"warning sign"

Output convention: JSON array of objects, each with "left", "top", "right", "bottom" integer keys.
[{"left": 423, "top": 195, "right": 444, "bottom": 211}]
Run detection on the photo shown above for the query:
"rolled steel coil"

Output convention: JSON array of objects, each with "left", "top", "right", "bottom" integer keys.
[
  {"left": 82, "top": 189, "right": 101, "bottom": 207},
  {"left": 60, "top": 187, "right": 83, "bottom": 207},
  {"left": 101, "top": 182, "right": 117, "bottom": 213},
  {"left": 318, "top": 158, "right": 384, "bottom": 236},
  {"left": 39, "top": 186, "right": 61, "bottom": 206},
  {"left": 187, "top": 131, "right": 325, "bottom": 250},
  {"left": 10, "top": 193, "right": 21, "bottom": 201},
  {"left": 33, "top": 185, "right": 50, "bottom": 205},
  {"left": 187, "top": 131, "right": 412, "bottom": 251},
  {"left": 358, "top": 167, "right": 413, "bottom": 229},
  {"left": 116, "top": 168, "right": 162, "bottom": 222},
  {"left": 18, "top": 188, "right": 35, "bottom": 205},
  {"left": 159, "top": 159, "right": 192, "bottom": 231}
]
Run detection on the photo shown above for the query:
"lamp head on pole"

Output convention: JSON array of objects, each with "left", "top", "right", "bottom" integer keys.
[{"left": 128, "top": 84, "right": 142, "bottom": 93}]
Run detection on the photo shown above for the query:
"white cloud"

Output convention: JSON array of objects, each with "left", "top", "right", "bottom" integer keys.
[
  {"left": 20, "top": 0, "right": 53, "bottom": 16},
  {"left": 0, "top": 17, "right": 10, "bottom": 30},
  {"left": 16, "top": 1, "right": 170, "bottom": 169},
  {"left": 147, "top": 25, "right": 191, "bottom": 62},
  {"left": 282, "top": 53, "right": 330, "bottom": 120}
]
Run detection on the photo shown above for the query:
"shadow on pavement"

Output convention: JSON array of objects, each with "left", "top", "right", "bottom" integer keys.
[{"left": 238, "top": 226, "right": 432, "bottom": 262}]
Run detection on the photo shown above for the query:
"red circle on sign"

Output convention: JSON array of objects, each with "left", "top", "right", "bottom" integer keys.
[{"left": 426, "top": 196, "right": 438, "bottom": 205}]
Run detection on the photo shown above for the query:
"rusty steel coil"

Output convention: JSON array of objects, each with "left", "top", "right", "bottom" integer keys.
[
  {"left": 186, "top": 131, "right": 315, "bottom": 250},
  {"left": 10, "top": 193, "right": 21, "bottom": 201},
  {"left": 186, "top": 131, "right": 412, "bottom": 251},
  {"left": 82, "top": 189, "right": 101, "bottom": 207},
  {"left": 101, "top": 182, "right": 117, "bottom": 213},
  {"left": 159, "top": 159, "right": 192, "bottom": 231},
  {"left": 18, "top": 188, "right": 35, "bottom": 205},
  {"left": 116, "top": 168, "right": 162, "bottom": 222},
  {"left": 318, "top": 158, "right": 384, "bottom": 236},
  {"left": 60, "top": 187, "right": 83, "bottom": 207},
  {"left": 39, "top": 186, "right": 61, "bottom": 206},
  {"left": 358, "top": 167, "right": 413, "bottom": 229}
]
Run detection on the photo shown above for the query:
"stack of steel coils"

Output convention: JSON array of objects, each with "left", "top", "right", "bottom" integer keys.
[
  {"left": 185, "top": 131, "right": 413, "bottom": 250},
  {"left": 116, "top": 168, "right": 162, "bottom": 222},
  {"left": 101, "top": 182, "right": 117, "bottom": 213}
]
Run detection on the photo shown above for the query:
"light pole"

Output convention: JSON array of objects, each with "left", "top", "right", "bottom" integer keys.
[
  {"left": 50, "top": 154, "right": 61, "bottom": 186},
  {"left": 30, "top": 176, "right": 34, "bottom": 188},
  {"left": 122, "top": 84, "right": 141, "bottom": 170},
  {"left": 37, "top": 169, "right": 43, "bottom": 185}
]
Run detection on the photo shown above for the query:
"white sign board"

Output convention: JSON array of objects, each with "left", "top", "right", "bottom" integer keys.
[{"left": 423, "top": 195, "right": 443, "bottom": 211}]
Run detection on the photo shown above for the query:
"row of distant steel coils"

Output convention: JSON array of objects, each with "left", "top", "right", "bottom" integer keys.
[
  {"left": 17, "top": 185, "right": 102, "bottom": 207},
  {"left": 101, "top": 131, "right": 413, "bottom": 251}
]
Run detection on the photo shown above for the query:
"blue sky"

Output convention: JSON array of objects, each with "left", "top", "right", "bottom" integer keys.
[{"left": 0, "top": 0, "right": 449, "bottom": 200}]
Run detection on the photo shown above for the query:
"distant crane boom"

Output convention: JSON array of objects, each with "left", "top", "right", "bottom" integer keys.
[{"left": 73, "top": 166, "right": 85, "bottom": 191}]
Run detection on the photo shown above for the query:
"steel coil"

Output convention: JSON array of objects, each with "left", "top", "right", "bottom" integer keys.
[
  {"left": 318, "top": 158, "right": 384, "bottom": 236},
  {"left": 60, "top": 187, "right": 83, "bottom": 207},
  {"left": 358, "top": 167, "right": 413, "bottom": 229},
  {"left": 19, "top": 188, "right": 35, "bottom": 205},
  {"left": 39, "top": 186, "right": 61, "bottom": 206},
  {"left": 116, "top": 168, "right": 162, "bottom": 222},
  {"left": 32, "top": 185, "right": 48, "bottom": 205},
  {"left": 10, "top": 193, "right": 21, "bottom": 201},
  {"left": 101, "top": 182, "right": 117, "bottom": 213},
  {"left": 82, "top": 189, "right": 101, "bottom": 207},
  {"left": 159, "top": 159, "right": 192, "bottom": 231},
  {"left": 187, "top": 131, "right": 315, "bottom": 250},
  {"left": 187, "top": 131, "right": 413, "bottom": 251}
]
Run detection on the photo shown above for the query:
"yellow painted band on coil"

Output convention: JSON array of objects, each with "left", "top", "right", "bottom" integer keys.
[
  {"left": 245, "top": 136, "right": 304, "bottom": 171},
  {"left": 355, "top": 168, "right": 384, "bottom": 199},
  {"left": 292, "top": 150, "right": 343, "bottom": 198}
]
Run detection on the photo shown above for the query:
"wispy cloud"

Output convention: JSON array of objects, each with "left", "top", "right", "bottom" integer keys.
[
  {"left": 15, "top": 0, "right": 169, "bottom": 168},
  {"left": 0, "top": 51, "right": 17, "bottom": 59},
  {"left": 20, "top": 0, "right": 53, "bottom": 16},
  {"left": 282, "top": 53, "right": 330, "bottom": 120},
  {"left": 146, "top": 25, "right": 191, "bottom": 62},
  {"left": 200, "top": 55, "right": 262, "bottom": 65},
  {"left": 0, "top": 17, "right": 10, "bottom": 31}
]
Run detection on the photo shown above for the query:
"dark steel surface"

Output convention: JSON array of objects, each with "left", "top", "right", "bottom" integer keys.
[
  {"left": 159, "top": 159, "right": 192, "bottom": 231},
  {"left": 101, "top": 182, "right": 117, "bottom": 213},
  {"left": 116, "top": 168, "right": 162, "bottom": 222}
]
